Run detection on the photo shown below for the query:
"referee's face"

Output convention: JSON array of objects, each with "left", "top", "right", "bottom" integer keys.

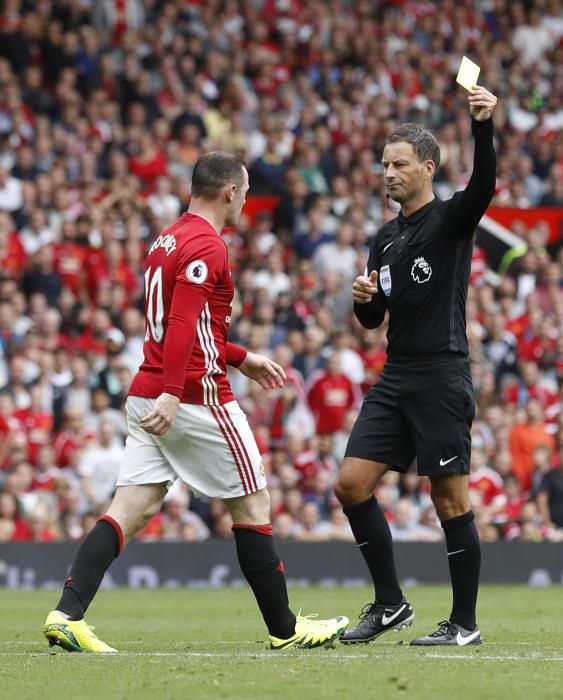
[{"left": 382, "top": 142, "right": 432, "bottom": 206}]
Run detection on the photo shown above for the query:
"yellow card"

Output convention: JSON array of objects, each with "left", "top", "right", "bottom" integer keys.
[{"left": 456, "top": 56, "right": 480, "bottom": 91}]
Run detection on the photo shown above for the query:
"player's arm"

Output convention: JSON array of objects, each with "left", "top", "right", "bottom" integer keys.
[
  {"left": 227, "top": 341, "right": 286, "bottom": 390},
  {"left": 140, "top": 283, "right": 207, "bottom": 436},
  {"left": 448, "top": 86, "right": 497, "bottom": 238},
  {"left": 141, "top": 240, "right": 225, "bottom": 436},
  {"left": 353, "top": 244, "right": 387, "bottom": 329},
  {"left": 226, "top": 342, "right": 247, "bottom": 367}
]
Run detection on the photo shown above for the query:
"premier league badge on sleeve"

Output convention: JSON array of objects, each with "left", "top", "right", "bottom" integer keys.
[
  {"left": 186, "top": 259, "right": 208, "bottom": 284},
  {"left": 380, "top": 265, "right": 392, "bottom": 297}
]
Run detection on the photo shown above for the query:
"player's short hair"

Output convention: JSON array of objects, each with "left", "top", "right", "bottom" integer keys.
[
  {"left": 386, "top": 123, "right": 440, "bottom": 172},
  {"left": 191, "top": 151, "right": 245, "bottom": 200}
]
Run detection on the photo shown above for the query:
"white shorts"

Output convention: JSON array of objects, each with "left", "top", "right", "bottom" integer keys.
[{"left": 117, "top": 397, "right": 266, "bottom": 499}]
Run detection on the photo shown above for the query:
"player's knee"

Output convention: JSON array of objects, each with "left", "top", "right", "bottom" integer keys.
[
  {"left": 334, "top": 476, "right": 362, "bottom": 506},
  {"left": 226, "top": 487, "right": 270, "bottom": 524},
  {"left": 431, "top": 494, "right": 466, "bottom": 521},
  {"left": 138, "top": 497, "right": 162, "bottom": 525}
]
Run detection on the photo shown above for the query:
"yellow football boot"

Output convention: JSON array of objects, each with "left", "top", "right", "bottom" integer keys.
[
  {"left": 43, "top": 610, "right": 117, "bottom": 653},
  {"left": 269, "top": 613, "right": 349, "bottom": 650}
]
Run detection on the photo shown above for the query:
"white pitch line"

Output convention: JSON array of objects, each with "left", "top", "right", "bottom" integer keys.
[
  {"left": 421, "top": 654, "right": 563, "bottom": 662},
  {"left": 3, "top": 651, "right": 563, "bottom": 661},
  {"left": 3, "top": 640, "right": 542, "bottom": 647}
]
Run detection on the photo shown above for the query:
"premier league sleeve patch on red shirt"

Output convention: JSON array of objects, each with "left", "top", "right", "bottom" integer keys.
[{"left": 186, "top": 259, "right": 208, "bottom": 284}]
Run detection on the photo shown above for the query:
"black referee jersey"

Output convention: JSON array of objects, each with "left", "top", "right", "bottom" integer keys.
[{"left": 356, "top": 118, "right": 496, "bottom": 357}]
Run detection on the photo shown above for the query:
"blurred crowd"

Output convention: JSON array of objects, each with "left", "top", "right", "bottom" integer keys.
[{"left": 0, "top": 0, "right": 562, "bottom": 545}]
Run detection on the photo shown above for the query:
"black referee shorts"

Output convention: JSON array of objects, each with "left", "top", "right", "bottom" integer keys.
[{"left": 345, "top": 356, "right": 475, "bottom": 476}]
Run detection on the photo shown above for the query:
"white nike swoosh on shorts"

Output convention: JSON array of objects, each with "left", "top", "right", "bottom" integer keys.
[
  {"left": 381, "top": 604, "right": 406, "bottom": 626},
  {"left": 439, "top": 456, "right": 458, "bottom": 466},
  {"left": 383, "top": 242, "right": 394, "bottom": 253}
]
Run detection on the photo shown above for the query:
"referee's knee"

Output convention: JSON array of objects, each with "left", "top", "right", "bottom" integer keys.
[{"left": 334, "top": 476, "right": 364, "bottom": 507}]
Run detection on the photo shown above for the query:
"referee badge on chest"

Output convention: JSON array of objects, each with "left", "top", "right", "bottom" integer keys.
[{"left": 380, "top": 265, "right": 392, "bottom": 297}]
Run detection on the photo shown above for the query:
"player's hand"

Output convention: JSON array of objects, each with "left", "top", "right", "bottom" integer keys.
[
  {"left": 239, "top": 352, "right": 286, "bottom": 390},
  {"left": 140, "top": 392, "right": 180, "bottom": 436},
  {"left": 469, "top": 86, "right": 497, "bottom": 121},
  {"left": 353, "top": 270, "right": 378, "bottom": 304}
]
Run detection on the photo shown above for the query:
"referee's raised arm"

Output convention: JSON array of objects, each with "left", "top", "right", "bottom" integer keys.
[{"left": 448, "top": 86, "right": 498, "bottom": 237}]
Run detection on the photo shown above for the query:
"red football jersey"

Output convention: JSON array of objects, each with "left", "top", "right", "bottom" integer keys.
[
  {"left": 129, "top": 213, "right": 236, "bottom": 405},
  {"left": 469, "top": 466, "right": 507, "bottom": 508},
  {"left": 13, "top": 408, "right": 54, "bottom": 465},
  {"left": 307, "top": 370, "right": 356, "bottom": 434}
]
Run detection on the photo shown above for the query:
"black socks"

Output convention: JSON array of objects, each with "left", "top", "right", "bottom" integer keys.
[
  {"left": 233, "top": 524, "right": 296, "bottom": 639},
  {"left": 56, "top": 516, "right": 123, "bottom": 620},
  {"left": 442, "top": 511, "right": 481, "bottom": 630},
  {"left": 343, "top": 496, "right": 403, "bottom": 605}
]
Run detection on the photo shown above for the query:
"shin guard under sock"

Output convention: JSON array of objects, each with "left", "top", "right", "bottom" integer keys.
[
  {"left": 56, "top": 515, "right": 123, "bottom": 620},
  {"left": 442, "top": 511, "right": 481, "bottom": 630},
  {"left": 343, "top": 496, "right": 403, "bottom": 605},
  {"left": 233, "top": 524, "right": 296, "bottom": 639}
]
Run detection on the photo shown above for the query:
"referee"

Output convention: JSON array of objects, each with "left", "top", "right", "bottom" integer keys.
[{"left": 336, "top": 86, "right": 498, "bottom": 646}]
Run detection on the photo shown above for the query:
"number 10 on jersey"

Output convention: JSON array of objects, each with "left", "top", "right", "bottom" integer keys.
[{"left": 144, "top": 265, "right": 164, "bottom": 343}]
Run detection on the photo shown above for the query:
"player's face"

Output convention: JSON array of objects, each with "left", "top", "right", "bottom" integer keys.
[
  {"left": 225, "top": 167, "right": 249, "bottom": 227},
  {"left": 382, "top": 142, "right": 433, "bottom": 205}
]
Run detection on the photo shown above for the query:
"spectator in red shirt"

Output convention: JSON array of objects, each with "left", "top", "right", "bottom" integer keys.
[
  {"left": 358, "top": 327, "right": 387, "bottom": 394},
  {"left": 518, "top": 314, "right": 558, "bottom": 366},
  {"left": 0, "top": 212, "right": 27, "bottom": 280},
  {"left": 128, "top": 133, "right": 168, "bottom": 191},
  {"left": 501, "top": 473, "right": 526, "bottom": 528},
  {"left": 74, "top": 308, "right": 115, "bottom": 357},
  {"left": 52, "top": 407, "right": 96, "bottom": 468},
  {"left": 53, "top": 220, "right": 87, "bottom": 297},
  {"left": 84, "top": 239, "right": 140, "bottom": 306},
  {"left": 307, "top": 351, "right": 357, "bottom": 435},
  {"left": 503, "top": 360, "right": 557, "bottom": 409},
  {"left": 468, "top": 438, "right": 507, "bottom": 521},
  {"left": 25, "top": 501, "right": 59, "bottom": 542},
  {"left": 0, "top": 490, "right": 31, "bottom": 541},
  {"left": 292, "top": 433, "right": 338, "bottom": 494},
  {"left": 32, "top": 445, "right": 61, "bottom": 492},
  {"left": 14, "top": 384, "right": 54, "bottom": 465},
  {"left": 0, "top": 412, "right": 16, "bottom": 470},
  {"left": 35, "top": 307, "right": 71, "bottom": 354}
]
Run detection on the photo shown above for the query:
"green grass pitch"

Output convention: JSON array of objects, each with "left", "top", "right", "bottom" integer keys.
[{"left": 3, "top": 585, "right": 562, "bottom": 700}]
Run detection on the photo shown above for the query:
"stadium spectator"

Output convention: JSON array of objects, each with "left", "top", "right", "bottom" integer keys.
[
  {"left": 77, "top": 421, "right": 123, "bottom": 514},
  {"left": 389, "top": 499, "right": 442, "bottom": 543},
  {"left": 509, "top": 399, "right": 556, "bottom": 493},
  {"left": 0, "top": 490, "right": 29, "bottom": 541},
  {"left": 537, "top": 445, "right": 563, "bottom": 530},
  {"left": 468, "top": 438, "right": 507, "bottom": 522},
  {"left": 307, "top": 351, "right": 357, "bottom": 435}
]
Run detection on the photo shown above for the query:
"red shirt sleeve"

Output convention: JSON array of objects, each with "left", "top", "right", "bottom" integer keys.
[
  {"left": 226, "top": 342, "right": 247, "bottom": 368},
  {"left": 162, "top": 235, "right": 227, "bottom": 397},
  {"left": 162, "top": 284, "right": 207, "bottom": 397}
]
